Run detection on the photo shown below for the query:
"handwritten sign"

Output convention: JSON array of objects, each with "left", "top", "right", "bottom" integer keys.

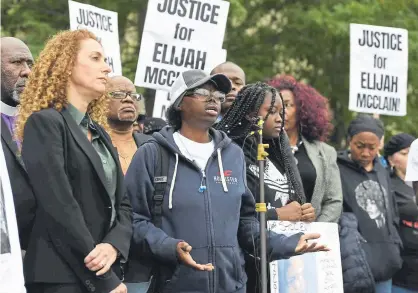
[
  {"left": 268, "top": 221, "right": 343, "bottom": 293},
  {"left": 349, "top": 23, "right": 408, "bottom": 116},
  {"left": 134, "top": 0, "right": 229, "bottom": 91},
  {"left": 68, "top": 0, "right": 122, "bottom": 76}
]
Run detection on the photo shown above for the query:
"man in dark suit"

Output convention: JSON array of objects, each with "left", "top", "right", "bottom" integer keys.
[{"left": 0, "top": 37, "right": 36, "bottom": 250}]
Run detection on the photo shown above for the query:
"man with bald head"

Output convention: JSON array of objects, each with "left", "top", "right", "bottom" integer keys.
[
  {"left": 211, "top": 61, "right": 246, "bottom": 120},
  {"left": 1, "top": 37, "right": 35, "bottom": 251},
  {"left": 107, "top": 76, "right": 150, "bottom": 174}
]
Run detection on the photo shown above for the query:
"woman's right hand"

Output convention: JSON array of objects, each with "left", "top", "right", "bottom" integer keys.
[
  {"left": 110, "top": 283, "right": 127, "bottom": 293},
  {"left": 176, "top": 242, "right": 214, "bottom": 271},
  {"left": 276, "top": 201, "right": 302, "bottom": 221}
]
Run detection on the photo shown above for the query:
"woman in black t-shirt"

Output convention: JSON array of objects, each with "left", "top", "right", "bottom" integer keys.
[{"left": 268, "top": 75, "right": 342, "bottom": 223}]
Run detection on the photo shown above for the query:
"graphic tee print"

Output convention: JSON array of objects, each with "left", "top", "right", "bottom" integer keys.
[
  {"left": 249, "top": 159, "right": 291, "bottom": 207},
  {"left": 354, "top": 180, "right": 387, "bottom": 229}
]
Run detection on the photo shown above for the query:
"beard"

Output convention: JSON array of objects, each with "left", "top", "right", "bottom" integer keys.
[
  {"left": 11, "top": 89, "right": 20, "bottom": 104},
  {"left": 117, "top": 110, "right": 137, "bottom": 122},
  {"left": 1, "top": 78, "right": 26, "bottom": 106}
]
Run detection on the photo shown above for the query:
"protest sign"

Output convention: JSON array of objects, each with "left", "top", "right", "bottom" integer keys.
[
  {"left": 349, "top": 23, "right": 408, "bottom": 116},
  {"left": 152, "top": 90, "right": 171, "bottom": 119},
  {"left": 136, "top": 32, "right": 227, "bottom": 91},
  {"left": 142, "top": 0, "right": 229, "bottom": 48},
  {"left": 0, "top": 143, "right": 25, "bottom": 293},
  {"left": 135, "top": 0, "right": 229, "bottom": 91},
  {"left": 268, "top": 221, "right": 344, "bottom": 293},
  {"left": 68, "top": 0, "right": 122, "bottom": 76}
]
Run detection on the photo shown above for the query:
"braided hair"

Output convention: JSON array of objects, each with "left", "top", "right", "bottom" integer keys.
[{"left": 216, "top": 82, "right": 306, "bottom": 204}]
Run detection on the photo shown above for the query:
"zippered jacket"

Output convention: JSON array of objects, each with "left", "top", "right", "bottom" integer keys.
[{"left": 125, "top": 126, "right": 302, "bottom": 293}]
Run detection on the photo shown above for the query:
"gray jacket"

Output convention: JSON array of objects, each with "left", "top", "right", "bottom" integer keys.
[{"left": 302, "top": 137, "right": 343, "bottom": 222}]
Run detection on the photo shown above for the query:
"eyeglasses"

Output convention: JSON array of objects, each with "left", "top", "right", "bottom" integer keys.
[
  {"left": 109, "top": 91, "right": 142, "bottom": 101},
  {"left": 185, "top": 88, "right": 226, "bottom": 103}
]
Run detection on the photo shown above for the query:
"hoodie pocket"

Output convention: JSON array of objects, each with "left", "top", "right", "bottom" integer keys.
[
  {"left": 162, "top": 247, "right": 210, "bottom": 293},
  {"left": 215, "top": 246, "right": 246, "bottom": 293}
]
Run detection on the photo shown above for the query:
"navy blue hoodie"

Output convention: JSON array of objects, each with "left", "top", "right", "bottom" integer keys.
[
  {"left": 125, "top": 127, "right": 301, "bottom": 293},
  {"left": 337, "top": 150, "right": 402, "bottom": 282}
]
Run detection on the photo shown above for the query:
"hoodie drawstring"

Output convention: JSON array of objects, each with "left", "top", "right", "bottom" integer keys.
[
  {"left": 169, "top": 149, "right": 228, "bottom": 210},
  {"left": 168, "top": 153, "right": 179, "bottom": 209},
  {"left": 217, "top": 148, "right": 228, "bottom": 193}
]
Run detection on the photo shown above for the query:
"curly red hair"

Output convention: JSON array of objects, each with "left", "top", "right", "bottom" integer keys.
[{"left": 268, "top": 75, "right": 333, "bottom": 142}]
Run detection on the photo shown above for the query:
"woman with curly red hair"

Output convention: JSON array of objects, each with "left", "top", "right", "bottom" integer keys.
[
  {"left": 268, "top": 75, "right": 342, "bottom": 223},
  {"left": 16, "top": 30, "right": 131, "bottom": 293}
]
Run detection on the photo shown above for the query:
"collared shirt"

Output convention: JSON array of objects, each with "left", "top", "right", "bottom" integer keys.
[
  {"left": 0, "top": 101, "right": 21, "bottom": 149},
  {"left": 67, "top": 104, "right": 117, "bottom": 227}
]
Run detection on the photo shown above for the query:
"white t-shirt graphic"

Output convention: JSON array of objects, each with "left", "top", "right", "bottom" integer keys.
[
  {"left": 354, "top": 180, "right": 387, "bottom": 229},
  {"left": 249, "top": 158, "right": 291, "bottom": 206}
]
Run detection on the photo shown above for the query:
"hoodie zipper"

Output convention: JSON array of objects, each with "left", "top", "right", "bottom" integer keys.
[
  {"left": 169, "top": 144, "right": 223, "bottom": 293},
  {"left": 190, "top": 152, "right": 219, "bottom": 293},
  {"left": 202, "top": 156, "right": 216, "bottom": 293}
]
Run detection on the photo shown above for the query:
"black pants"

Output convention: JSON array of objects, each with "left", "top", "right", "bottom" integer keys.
[{"left": 26, "top": 283, "right": 87, "bottom": 293}]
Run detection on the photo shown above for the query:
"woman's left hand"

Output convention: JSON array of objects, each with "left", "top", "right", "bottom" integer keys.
[
  {"left": 84, "top": 243, "right": 118, "bottom": 276},
  {"left": 301, "top": 203, "right": 316, "bottom": 222},
  {"left": 295, "top": 233, "right": 330, "bottom": 254}
]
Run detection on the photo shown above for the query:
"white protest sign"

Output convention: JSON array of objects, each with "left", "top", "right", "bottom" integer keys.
[
  {"left": 268, "top": 221, "right": 343, "bottom": 293},
  {"left": 349, "top": 23, "right": 408, "bottom": 116},
  {"left": 136, "top": 32, "right": 227, "bottom": 91},
  {"left": 68, "top": 0, "right": 122, "bottom": 76},
  {"left": 0, "top": 144, "right": 25, "bottom": 293},
  {"left": 152, "top": 90, "right": 171, "bottom": 119},
  {"left": 142, "top": 0, "right": 229, "bottom": 48},
  {"left": 135, "top": 0, "right": 229, "bottom": 91}
]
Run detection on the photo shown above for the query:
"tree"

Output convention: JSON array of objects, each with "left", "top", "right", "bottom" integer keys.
[
  {"left": 223, "top": 0, "right": 418, "bottom": 146},
  {"left": 2, "top": 0, "right": 417, "bottom": 146}
]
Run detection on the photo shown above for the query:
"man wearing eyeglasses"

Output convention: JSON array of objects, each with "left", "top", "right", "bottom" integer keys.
[{"left": 107, "top": 76, "right": 148, "bottom": 174}]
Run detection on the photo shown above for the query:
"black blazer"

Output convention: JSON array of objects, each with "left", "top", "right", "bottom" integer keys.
[
  {"left": 21, "top": 108, "right": 132, "bottom": 293},
  {"left": 1, "top": 118, "right": 36, "bottom": 250}
]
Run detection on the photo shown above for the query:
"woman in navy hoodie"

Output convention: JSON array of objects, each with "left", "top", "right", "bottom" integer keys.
[
  {"left": 125, "top": 69, "right": 328, "bottom": 293},
  {"left": 337, "top": 115, "right": 403, "bottom": 293}
]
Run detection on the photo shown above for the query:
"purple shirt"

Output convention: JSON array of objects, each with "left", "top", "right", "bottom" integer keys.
[{"left": 1, "top": 113, "right": 21, "bottom": 149}]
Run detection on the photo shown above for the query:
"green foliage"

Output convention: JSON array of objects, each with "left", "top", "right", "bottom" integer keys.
[
  {"left": 2, "top": 0, "right": 417, "bottom": 146},
  {"left": 224, "top": 0, "right": 418, "bottom": 147}
]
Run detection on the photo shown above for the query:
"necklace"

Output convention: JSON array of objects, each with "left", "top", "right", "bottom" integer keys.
[
  {"left": 290, "top": 136, "right": 303, "bottom": 165},
  {"left": 111, "top": 133, "right": 137, "bottom": 173},
  {"left": 291, "top": 139, "right": 303, "bottom": 154}
]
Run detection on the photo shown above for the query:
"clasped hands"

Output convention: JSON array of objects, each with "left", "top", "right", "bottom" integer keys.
[{"left": 276, "top": 201, "right": 316, "bottom": 222}]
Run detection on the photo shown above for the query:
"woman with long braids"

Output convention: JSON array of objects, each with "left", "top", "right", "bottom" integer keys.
[
  {"left": 268, "top": 75, "right": 342, "bottom": 223},
  {"left": 216, "top": 82, "right": 315, "bottom": 293}
]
